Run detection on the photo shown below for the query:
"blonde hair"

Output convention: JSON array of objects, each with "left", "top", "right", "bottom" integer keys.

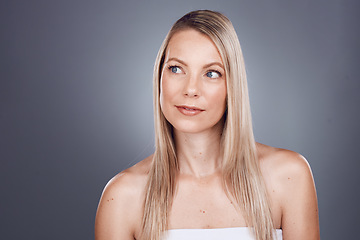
[{"left": 142, "top": 10, "right": 274, "bottom": 240}]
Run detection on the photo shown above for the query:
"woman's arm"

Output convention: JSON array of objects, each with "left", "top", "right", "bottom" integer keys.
[
  {"left": 279, "top": 151, "right": 320, "bottom": 240},
  {"left": 95, "top": 172, "right": 143, "bottom": 240}
]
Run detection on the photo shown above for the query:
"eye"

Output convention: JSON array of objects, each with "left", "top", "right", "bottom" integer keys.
[
  {"left": 206, "top": 71, "right": 221, "bottom": 78},
  {"left": 168, "top": 65, "right": 182, "bottom": 74}
]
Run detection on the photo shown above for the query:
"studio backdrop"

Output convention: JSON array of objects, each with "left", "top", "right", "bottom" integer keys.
[{"left": 1, "top": 0, "right": 359, "bottom": 239}]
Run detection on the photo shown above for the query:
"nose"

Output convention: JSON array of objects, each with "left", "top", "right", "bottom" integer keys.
[{"left": 183, "top": 74, "right": 200, "bottom": 98}]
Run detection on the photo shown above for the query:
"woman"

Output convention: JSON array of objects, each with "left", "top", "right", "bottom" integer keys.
[{"left": 95, "top": 10, "right": 320, "bottom": 240}]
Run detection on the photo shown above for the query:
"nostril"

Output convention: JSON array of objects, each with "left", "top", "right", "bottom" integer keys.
[{"left": 184, "top": 92, "right": 199, "bottom": 97}]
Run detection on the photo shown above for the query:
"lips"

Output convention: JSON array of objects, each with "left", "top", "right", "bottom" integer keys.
[{"left": 176, "top": 105, "right": 204, "bottom": 116}]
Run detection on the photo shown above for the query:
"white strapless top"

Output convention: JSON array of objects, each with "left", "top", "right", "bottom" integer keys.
[{"left": 163, "top": 227, "right": 282, "bottom": 240}]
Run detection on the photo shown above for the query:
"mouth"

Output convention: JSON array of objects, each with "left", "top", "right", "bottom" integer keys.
[{"left": 175, "top": 105, "right": 204, "bottom": 116}]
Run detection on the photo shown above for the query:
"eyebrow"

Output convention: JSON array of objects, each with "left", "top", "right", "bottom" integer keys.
[
  {"left": 166, "top": 57, "right": 224, "bottom": 70},
  {"left": 166, "top": 57, "right": 188, "bottom": 66},
  {"left": 203, "top": 62, "right": 224, "bottom": 70}
]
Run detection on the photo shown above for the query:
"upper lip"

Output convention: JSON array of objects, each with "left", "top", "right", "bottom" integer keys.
[{"left": 176, "top": 105, "right": 205, "bottom": 111}]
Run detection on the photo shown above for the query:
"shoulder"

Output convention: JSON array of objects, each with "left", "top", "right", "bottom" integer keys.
[
  {"left": 104, "top": 154, "right": 153, "bottom": 195},
  {"left": 256, "top": 143, "right": 316, "bottom": 203},
  {"left": 257, "top": 142, "right": 313, "bottom": 185},
  {"left": 257, "top": 143, "right": 320, "bottom": 239},
  {"left": 95, "top": 155, "right": 153, "bottom": 240}
]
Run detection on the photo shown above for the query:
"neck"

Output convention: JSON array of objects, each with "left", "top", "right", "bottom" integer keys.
[{"left": 174, "top": 122, "right": 224, "bottom": 178}]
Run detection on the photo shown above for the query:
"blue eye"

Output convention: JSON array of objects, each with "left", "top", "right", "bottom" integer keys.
[
  {"left": 206, "top": 71, "right": 221, "bottom": 78},
  {"left": 169, "top": 66, "right": 182, "bottom": 74}
]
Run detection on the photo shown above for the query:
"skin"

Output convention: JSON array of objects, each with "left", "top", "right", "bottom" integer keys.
[{"left": 95, "top": 29, "right": 320, "bottom": 240}]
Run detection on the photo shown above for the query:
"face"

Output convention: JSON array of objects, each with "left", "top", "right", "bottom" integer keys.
[{"left": 160, "top": 29, "right": 227, "bottom": 134}]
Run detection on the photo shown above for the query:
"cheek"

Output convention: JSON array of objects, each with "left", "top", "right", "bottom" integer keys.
[
  {"left": 209, "top": 85, "right": 227, "bottom": 110},
  {"left": 160, "top": 77, "right": 173, "bottom": 111},
  {"left": 219, "top": 81, "right": 227, "bottom": 106},
  {"left": 160, "top": 76, "right": 177, "bottom": 105}
]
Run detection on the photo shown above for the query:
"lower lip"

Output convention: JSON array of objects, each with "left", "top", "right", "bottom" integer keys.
[{"left": 176, "top": 106, "right": 203, "bottom": 116}]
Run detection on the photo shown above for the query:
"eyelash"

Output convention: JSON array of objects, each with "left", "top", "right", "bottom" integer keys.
[
  {"left": 207, "top": 70, "right": 222, "bottom": 78},
  {"left": 167, "top": 65, "right": 222, "bottom": 78},
  {"left": 168, "top": 65, "right": 180, "bottom": 71}
]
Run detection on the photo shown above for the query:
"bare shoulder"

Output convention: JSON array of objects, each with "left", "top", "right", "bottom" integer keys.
[
  {"left": 100, "top": 154, "right": 152, "bottom": 203},
  {"left": 257, "top": 142, "right": 312, "bottom": 181},
  {"left": 256, "top": 143, "right": 320, "bottom": 239},
  {"left": 256, "top": 142, "right": 315, "bottom": 202},
  {"left": 109, "top": 154, "right": 153, "bottom": 190},
  {"left": 95, "top": 155, "right": 153, "bottom": 240}
]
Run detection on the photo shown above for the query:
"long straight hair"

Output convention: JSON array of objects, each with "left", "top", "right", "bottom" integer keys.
[{"left": 141, "top": 10, "right": 274, "bottom": 240}]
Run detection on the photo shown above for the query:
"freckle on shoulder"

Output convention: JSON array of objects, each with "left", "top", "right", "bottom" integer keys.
[
  {"left": 256, "top": 142, "right": 310, "bottom": 176},
  {"left": 275, "top": 149, "right": 310, "bottom": 174},
  {"left": 102, "top": 155, "right": 153, "bottom": 198}
]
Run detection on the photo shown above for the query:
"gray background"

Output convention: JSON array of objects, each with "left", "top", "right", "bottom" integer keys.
[{"left": 1, "top": 0, "right": 359, "bottom": 239}]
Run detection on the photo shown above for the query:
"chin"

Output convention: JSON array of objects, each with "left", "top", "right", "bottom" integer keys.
[
  {"left": 170, "top": 119, "right": 223, "bottom": 134},
  {"left": 173, "top": 126, "right": 207, "bottom": 134}
]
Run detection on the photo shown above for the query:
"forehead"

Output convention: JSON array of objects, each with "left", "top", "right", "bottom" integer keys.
[{"left": 165, "top": 29, "right": 223, "bottom": 64}]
